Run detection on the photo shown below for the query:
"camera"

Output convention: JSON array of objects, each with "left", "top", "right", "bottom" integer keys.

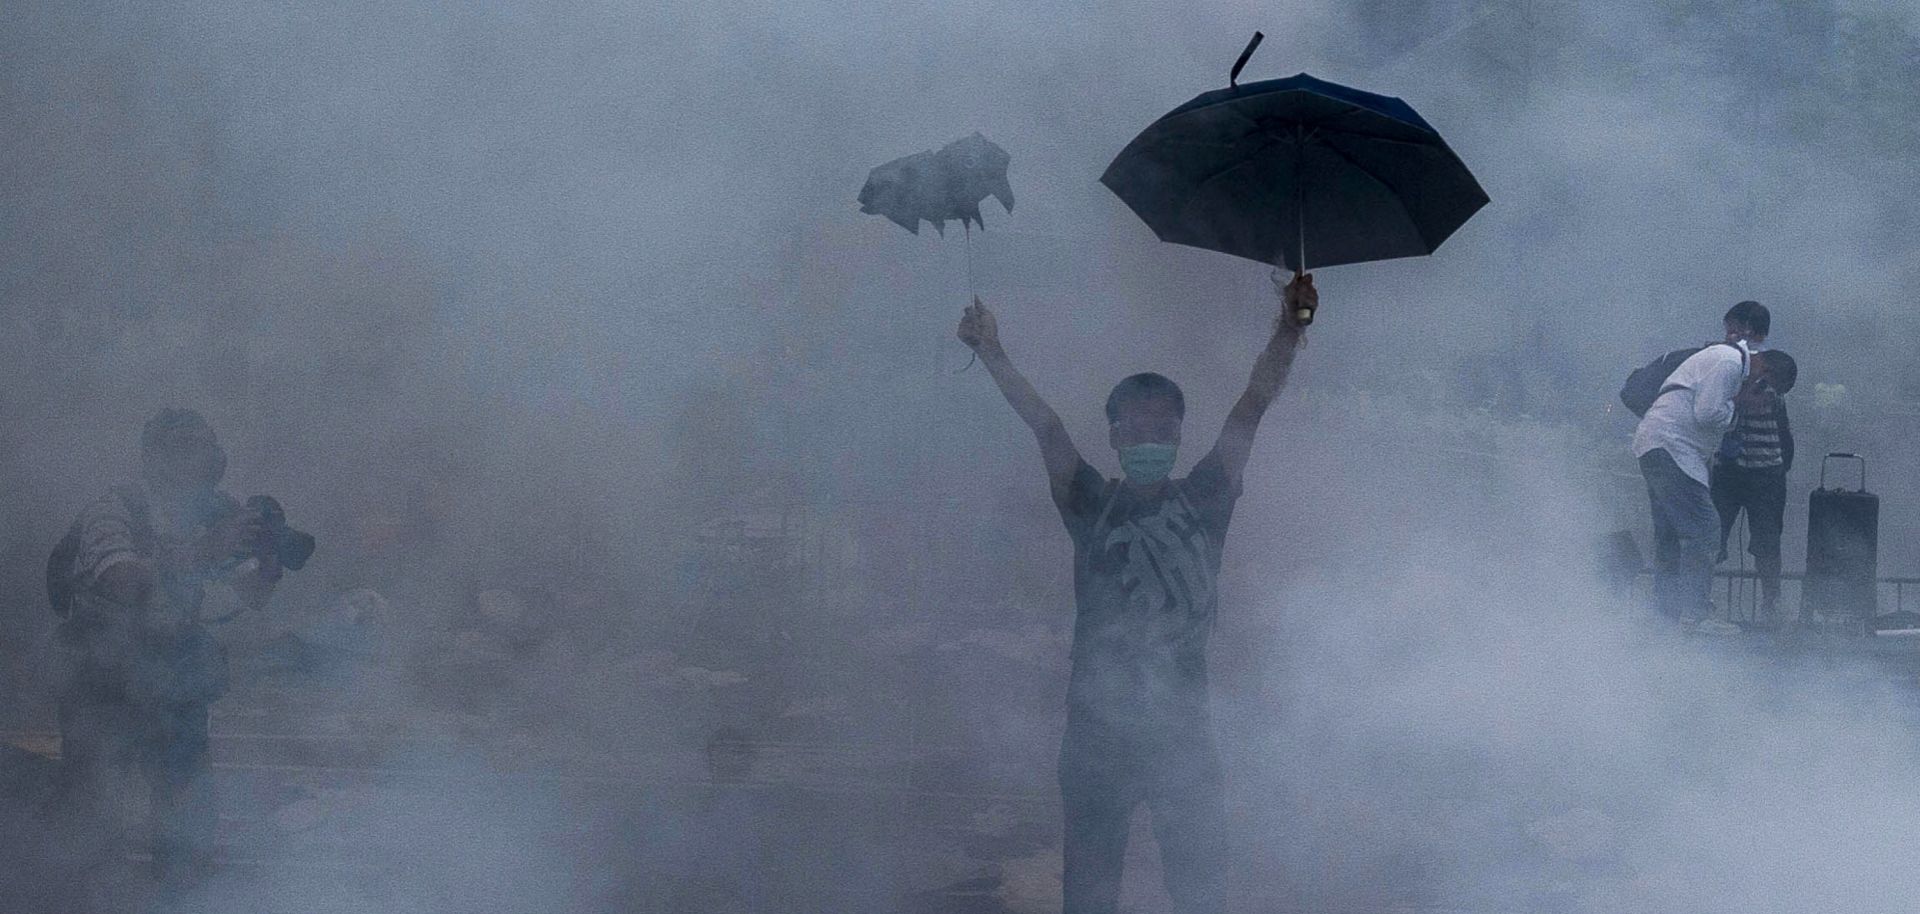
[{"left": 242, "top": 495, "right": 317, "bottom": 571}]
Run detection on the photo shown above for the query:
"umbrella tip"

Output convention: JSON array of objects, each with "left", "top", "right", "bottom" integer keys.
[{"left": 1230, "top": 31, "right": 1264, "bottom": 87}]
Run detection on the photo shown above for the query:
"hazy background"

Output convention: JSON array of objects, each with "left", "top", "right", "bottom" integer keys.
[{"left": 5, "top": 1, "right": 1920, "bottom": 911}]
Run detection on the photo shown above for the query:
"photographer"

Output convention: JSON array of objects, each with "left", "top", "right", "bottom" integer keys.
[{"left": 51, "top": 408, "right": 302, "bottom": 903}]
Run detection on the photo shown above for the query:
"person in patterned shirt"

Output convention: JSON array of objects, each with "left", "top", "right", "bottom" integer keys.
[
  {"left": 1713, "top": 349, "right": 1797, "bottom": 624},
  {"left": 53, "top": 409, "right": 284, "bottom": 906}
]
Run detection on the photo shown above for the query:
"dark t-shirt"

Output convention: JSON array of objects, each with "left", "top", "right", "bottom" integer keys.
[{"left": 1053, "top": 450, "right": 1241, "bottom": 734}]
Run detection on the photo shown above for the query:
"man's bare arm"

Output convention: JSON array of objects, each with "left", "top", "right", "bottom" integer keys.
[
  {"left": 1211, "top": 274, "right": 1310, "bottom": 483},
  {"left": 958, "top": 299, "right": 1084, "bottom": 484}
]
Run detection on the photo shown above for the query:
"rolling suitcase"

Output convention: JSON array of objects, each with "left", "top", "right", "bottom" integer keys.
[{"left": 1802, "top": 453, "right": 1879, "bottom": 625}]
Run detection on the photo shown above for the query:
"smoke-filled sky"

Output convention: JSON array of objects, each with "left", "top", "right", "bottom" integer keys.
[{"left": 5, "top": 1, "right": 1920, "bottom": 912}]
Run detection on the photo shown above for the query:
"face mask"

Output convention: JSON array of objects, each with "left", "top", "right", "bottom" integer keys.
[{"left": 1118, "top": 443, "right": 1178, "bottom": 484}]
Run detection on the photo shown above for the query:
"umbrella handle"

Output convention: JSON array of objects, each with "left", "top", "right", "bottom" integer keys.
[
  {"left": 1230, "top": 32, "right": 1264, "bottom": 87},
  {"left": 1270, "top": 267, "right": 1317, "bottom": 327},
  {"left": 1290, "top": 272, "right": 1316, "bottom": 327}
]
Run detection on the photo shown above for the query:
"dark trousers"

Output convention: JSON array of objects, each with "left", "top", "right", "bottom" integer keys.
[
  {"left": 57, "top": 681, "right": 216, "bottom": 898},
  {"left": 1641, "top": 448, "right": 1719, "bottom": 622},
  {"left": 1711, "top": 464, "right": 1787, "bottom": 608},
  {"left": 1058, "top": 717, "right": 1226, "bottom": 914}
]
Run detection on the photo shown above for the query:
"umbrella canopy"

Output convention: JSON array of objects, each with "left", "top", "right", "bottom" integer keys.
[
  {"left": 859, "top": 132, "right": 1014, "bottom": 236},
  {"left": 1101, "top": 65, "right": 1487, "bottom": 273}
]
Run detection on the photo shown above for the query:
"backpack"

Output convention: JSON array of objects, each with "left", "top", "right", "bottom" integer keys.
[
  {"left": 46, "top": 488, "right": 151, "bottom": 618},
  {"left": 1619, "top": 342, "right": 1744, "bottom": 417}
]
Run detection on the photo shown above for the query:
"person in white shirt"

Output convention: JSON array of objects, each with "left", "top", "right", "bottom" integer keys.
[{"left": 1631, "top": 334, "right": 1777, "bottom": 625}]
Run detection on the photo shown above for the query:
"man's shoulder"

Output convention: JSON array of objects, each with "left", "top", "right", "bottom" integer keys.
[
  {"left": 1179, "top": 449, "right": 1243, "bottom": 501},
  {"left": 1053, "top": 458, "right": 1113, "bottom": 520},
  {"left": 1681, "top": 342, "right": 1742, "bottom": 367},
  {"left": 1061, "top": 458, "right": 1109, "bottom": 491},
  {"left": 1671, "top": 343, "right": 1743, "bottom": 384},
  {"left": 1181, "top": 450, "right": 1223, "bottom": 483}
]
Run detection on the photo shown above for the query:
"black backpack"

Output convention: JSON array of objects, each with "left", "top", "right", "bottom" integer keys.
[
  {"left": 1619, "top": 342, "right": 1743, "bottom": 417},
  {"left": 46, "top": 489, "right": 151, "bottom": 618}
]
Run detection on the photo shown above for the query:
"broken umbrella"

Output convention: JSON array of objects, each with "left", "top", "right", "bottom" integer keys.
[{"left": 858, "top": 132, "right": 1015, "bottom": 368}]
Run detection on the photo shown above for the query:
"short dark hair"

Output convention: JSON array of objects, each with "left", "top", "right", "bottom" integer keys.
[
  {"left": 1105, "top": 373, "right": 1185, "bottom": 423},
  {"left": 1759, "top": 350, "right": 1797, "bottom": 394},
  {"left": 1724, "top": 300, "right": 1770, "bottom": 338}
]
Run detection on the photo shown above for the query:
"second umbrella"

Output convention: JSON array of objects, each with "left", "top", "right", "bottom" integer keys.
[{"left": 1101, "top": 33, "right": 1488, "bottom": 290}]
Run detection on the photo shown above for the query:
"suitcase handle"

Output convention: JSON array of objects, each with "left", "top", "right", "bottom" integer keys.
[{"left": 1821, "top": 452, "right": 1866, "bottom": 492}]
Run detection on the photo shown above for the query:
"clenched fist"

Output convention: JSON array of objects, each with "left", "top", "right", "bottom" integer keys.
[
  {"left": 1274, "top": 270, "right": 1317, "bottom": 331},
  {"left": 958, "top": 297, "right": 1002, "bottom": 355}
]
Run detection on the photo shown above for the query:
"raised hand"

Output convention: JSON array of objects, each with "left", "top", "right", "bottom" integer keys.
[
  {"left": 958, "top": 296, "right": 1003, "bottom": 355},
  {"left": 1278, "top": 271, "right": 1316, "bottom": 331}
]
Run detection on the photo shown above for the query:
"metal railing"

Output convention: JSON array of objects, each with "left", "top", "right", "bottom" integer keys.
[{"left": 1710, "top": 569, "right": 1920, "bottom": 628}]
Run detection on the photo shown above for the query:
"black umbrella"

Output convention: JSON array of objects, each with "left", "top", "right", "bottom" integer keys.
[{"left": 1102, "top": 32, "right": 1488, "bottom": 321}]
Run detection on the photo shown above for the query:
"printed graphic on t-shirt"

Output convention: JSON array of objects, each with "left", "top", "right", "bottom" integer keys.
[
  {"left": 1092, "top": 493, "right": 1217, "bottom": 632},
  {"left": 1053, "top": 453, "right": 1241, "bottom": 720}
]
